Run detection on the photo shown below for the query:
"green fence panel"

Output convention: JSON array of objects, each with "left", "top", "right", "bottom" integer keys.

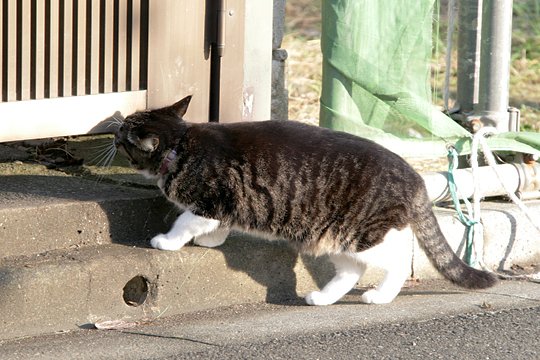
[{"left": 319, "top": 0, "right": 540, "bottom": 158}]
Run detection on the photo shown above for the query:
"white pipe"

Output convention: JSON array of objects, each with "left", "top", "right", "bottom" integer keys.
[{"left": 422, "top": 163, "right": 540, "bottom": 202}]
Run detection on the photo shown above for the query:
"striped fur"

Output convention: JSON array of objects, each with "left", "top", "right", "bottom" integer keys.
[{"left": 115, "top": 97, "right": 497, "bottom": 304}]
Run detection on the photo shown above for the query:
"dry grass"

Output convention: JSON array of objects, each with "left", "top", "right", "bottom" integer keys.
[
  {"left": 283, "top": 0, "right": 322, "bottom": 125},
  {"left": 285, "top": 0, "right": 540, "bottom": 131},
  {"left": 282, "top": 36, "right": 322, "bottom": 125},
  {"left": 510, "top": 57, "right": 540, "bottom": 131}
]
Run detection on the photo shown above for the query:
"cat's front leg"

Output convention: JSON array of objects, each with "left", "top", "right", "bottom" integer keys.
[{"left": 151, "top": 210, "right": 220, "bottom": 251}]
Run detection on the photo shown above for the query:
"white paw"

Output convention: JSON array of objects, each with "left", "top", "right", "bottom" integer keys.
[
  {"left": 150, "top": 234, "right": 184, "bottom": 251},
  {"left": 305, "top": 291, "right": 334, "bottom": 306},
  {"left": 360, "top": 289, "right": 395, "bottom": 304}
]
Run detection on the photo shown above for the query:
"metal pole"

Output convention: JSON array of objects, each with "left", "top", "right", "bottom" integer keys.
[
  {"left": 456, "top": 0, "right": 482, "bottom": 115},
  {"left": 476, "top": 0, "right": 514, "bottom": 132},
  {"left": 209, "top": 0, "right": 226, "bottom": 122},
  {"left": 422, "top": 162, "right": 540, "bottom": 202}
]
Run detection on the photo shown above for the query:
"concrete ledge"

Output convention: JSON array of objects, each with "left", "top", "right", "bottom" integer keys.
[
  {"left": 0, "top": 175, "right": 174, "bottom": 257},
  {"left": 0, "top": 236, "right": 334, "bottom": 340}
]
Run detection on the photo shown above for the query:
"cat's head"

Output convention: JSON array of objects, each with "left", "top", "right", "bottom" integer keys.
[{"left": 114, "top": 95, "right": 192, "bottom": 177}]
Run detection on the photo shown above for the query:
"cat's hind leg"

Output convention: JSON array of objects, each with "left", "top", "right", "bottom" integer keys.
[
  {"left": 305, "top": 253, "right": 366, "bottom": 306},
  {"left": 151, "top": 210, "right": 220, "bottom": 251},
  {"left": 193, "top": 228, "right": 230, "bottom": 248},
  {"left": 359, "top": 226, "right": 413, "bottom": 304}
]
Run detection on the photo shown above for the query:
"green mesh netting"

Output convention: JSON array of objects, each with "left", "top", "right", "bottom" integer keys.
[{"left": 319, "top": 0, "right": 540, "bottom": 158}]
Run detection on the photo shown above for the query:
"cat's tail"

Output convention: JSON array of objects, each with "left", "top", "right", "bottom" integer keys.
[{"left": 411, "top": 193, "right": 498, "bottom": 289}]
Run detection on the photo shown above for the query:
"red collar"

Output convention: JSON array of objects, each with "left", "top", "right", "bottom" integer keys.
[{"left": 159, "top": 150, "right": 177, "bottom": 175}]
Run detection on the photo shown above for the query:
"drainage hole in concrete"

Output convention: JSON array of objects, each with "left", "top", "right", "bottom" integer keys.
[{"left": 123, "top": 276, "right": 149, "bottom": 307}]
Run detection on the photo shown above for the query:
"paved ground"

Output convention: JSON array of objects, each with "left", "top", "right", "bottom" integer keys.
[
  {"left": 181, "top": 307, "right": 539, "bottom": 360},
  {"left": 1, "top": 280, "right": 538, "bottom": 360}
]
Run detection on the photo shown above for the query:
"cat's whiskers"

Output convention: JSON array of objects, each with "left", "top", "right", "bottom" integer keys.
[
  {"left": 85, "top": 112, "right": 124, "bottom": 180},
  {"left": 86, "top": 145, "right": 113, "bottom": 165},
  {"left": 87, "top": 141, "right": 116, "bottom": 151},
  {"left": 87, "top": 142, "right": 117, "bottom": 168},
  {"left": 99, "top": 145, "right": 118, "bottom": 169},
  {"left": 112, "top": 112, "right": 125, "bottom": 123},
  {"left": 111, "top": 113, "right": 125, "bottom": 126},
  {"left": 102, "top": 113, "right": 124, "bottom": 131},
  {"left": 90, "top": 143, "right": 117, "bottom": 184},
  {"left": 105, "top": 122, "right": 120, "bottom": 130}
]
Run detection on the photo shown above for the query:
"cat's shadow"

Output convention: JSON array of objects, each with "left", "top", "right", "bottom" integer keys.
[{"left": 215, "top": 232, "right": 335, "bottom": 304}]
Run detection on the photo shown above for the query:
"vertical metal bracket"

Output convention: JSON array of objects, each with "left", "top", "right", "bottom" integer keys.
[
  {"left": 208, "top": 0, "right": 227, "bottom": 122},
  {"left": 217, "top": 0, "right": 227, "bottom": 57}
]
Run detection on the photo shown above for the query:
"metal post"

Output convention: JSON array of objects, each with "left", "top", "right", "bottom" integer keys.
[
  {"left": 209, "top": 0, "right": 226, "bottom": 122},
  {"left": 456, "top": 0, "right": 482, "bottom": 115},
  {"left": 476, "top": 0, "right": 514, "bottom": 132},
  {"left": 422, "top": 162, "right": 540, "bottom": 202}
]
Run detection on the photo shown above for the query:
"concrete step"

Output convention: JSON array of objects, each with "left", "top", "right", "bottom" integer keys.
[
  {"left": 0, "top": 174, "right": 174, "bottom": 257},
  {"left": 1, "top": 199, "right": 538, "bottom": 340},
  {"left": 0, "top": 236, "right": 334, "bottom": 340}
]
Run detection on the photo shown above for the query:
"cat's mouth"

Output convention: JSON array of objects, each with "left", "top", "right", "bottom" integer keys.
[
  {"left": 114, "top": 139, "right": 137, "bottom": 167},
  {"left": 114, "top": 141, "right": 126, "bottom": 156},
  {"left": 113, "top": 136, "right": 123, "bottom": 151}
]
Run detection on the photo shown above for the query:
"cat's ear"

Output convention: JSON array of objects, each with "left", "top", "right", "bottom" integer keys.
[{"left": 169, "top": 95, "right": 192, "bottom": 118}]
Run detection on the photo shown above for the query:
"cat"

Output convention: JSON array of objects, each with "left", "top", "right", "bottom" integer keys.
[{"left": 113, "top": 95, "right": 497, "bottom": 305}]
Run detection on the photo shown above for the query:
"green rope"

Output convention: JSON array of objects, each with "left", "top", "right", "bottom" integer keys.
[{"left": 446, "top": 147, "right": 477, "bottom": 266}]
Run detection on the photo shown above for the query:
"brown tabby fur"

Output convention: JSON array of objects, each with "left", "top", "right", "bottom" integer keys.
[{"left": 114, "top": 96, "right": 497, "bottom": 290}]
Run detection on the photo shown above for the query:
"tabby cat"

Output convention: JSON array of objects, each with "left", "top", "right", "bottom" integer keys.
[{"left": 114, "top": 95, "right": 497, "bottom": 305}]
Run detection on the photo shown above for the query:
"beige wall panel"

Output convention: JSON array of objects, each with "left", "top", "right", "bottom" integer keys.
[
  {"left": 242, "top": 1, "right": 272, "bottom": 121},
  {"left": 76, "top": 0, "right": 86, "bottom": 96},
  {"left": 7, "top": 0, "right": 16, "bottom": 101},
  {"left": 1, "top": 0, "right": 283, "bottom": 140},
  {"left": 218, "top": 0, "right": 245, "bottom": 123},
  {"left": 0, "top": 1, "right": 2, "bottom": 99},
  {"left": 103, "top": 0, "right": 113, "bottom": 93},
  {"left": 0, "top": 91, "right": 147, "bottom": 142},
  {"left": 63, "top": 0, "right": 73, "bottom": 97},
  {"left": 117, "top": 0, "right": 127, "bottom": 92},
  {"left": 49, "top": 0, "right": 59, "bottom": 99},
  {"left": 21, "top": 0, "right": 31, "bottom": 100},
  {"left": 35, "top": 0, "right": 45, "bottom": 99},
  {"left": 90, "top": 0, "right": 100, "bottom": 94},
  {"left": 218, "top": 0, "right": 272, "bottom": 123},
  {"left": 147, "top": 0, "right": 210, "bottom": 123},
  {"left": 131, "top": 0, "right": 141, "bottom": 91}
]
